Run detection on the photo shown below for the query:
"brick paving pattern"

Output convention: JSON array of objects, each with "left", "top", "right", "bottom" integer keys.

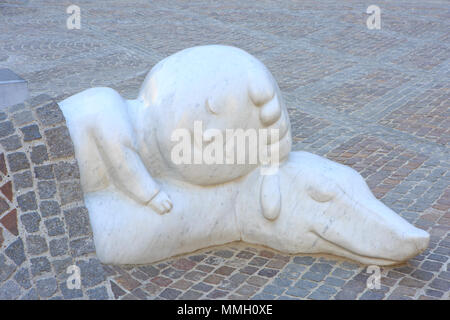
[{"left": 0, "top": 0, "right": 449, "bottom": 299}]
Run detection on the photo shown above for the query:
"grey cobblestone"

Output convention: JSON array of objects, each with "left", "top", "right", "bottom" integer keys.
[
  {"left": 0, "top": 134, "right": 22, "bottom": 151},
  {"left": 26, "top": 235, "right": 48, "bottom": 256}
]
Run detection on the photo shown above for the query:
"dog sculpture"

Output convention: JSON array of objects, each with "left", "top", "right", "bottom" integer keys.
[{"left": 59, "top": 45, "right": 429, "bottom": 265}]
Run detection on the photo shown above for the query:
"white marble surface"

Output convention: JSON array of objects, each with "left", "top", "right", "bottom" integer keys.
[{"left": 59, "top": 45, "right": 429, "bottom": 265}]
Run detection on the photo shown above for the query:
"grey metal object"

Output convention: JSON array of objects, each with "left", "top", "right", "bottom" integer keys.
[{"left": 0, "top": 68, "right": 28, "bottom": 109}]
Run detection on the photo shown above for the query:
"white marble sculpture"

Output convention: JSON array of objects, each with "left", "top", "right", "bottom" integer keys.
[{"left": 59, "top": 45, "right": 429, "bottom": 266}]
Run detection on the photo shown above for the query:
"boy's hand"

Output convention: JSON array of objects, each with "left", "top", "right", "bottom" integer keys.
[{"left": 147, "top": 190, "right": 173, "bottom": 214}]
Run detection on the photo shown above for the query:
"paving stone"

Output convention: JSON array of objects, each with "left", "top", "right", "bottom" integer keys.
[
  {"left": 38, "top": 180, "right": 57, "bottom": 199},
  {"left": 420, "top": 260, "right": 443, "bottom": 272},
  {"left": 294, "top": 279, "right": 319, "bottom": 290},
  {"left": 411, "top": 269, "right": 434, "bottom": 281},
  {"left": 334, "top": 289, "right": 358, "bottom": 300},
  {"left": 236, "top": 284, "right": 258, "bottom": 296},
  {"left": 131, "top": 287, "right": 150, "bottom": 299},
  {"left": 7, "top": 152, "right": 29, "bottom": 172},
  {"left": 310, "top": 263, "right": 333, "bottom": 274},
  {"left": 64, "top": 207, "right": 91, "bottom": 237},
  {"left": 0, "top": 153, "right": 6, "bottom": 175},
  {"left": 58, "top": 181, "right": 83, "bottom": 204},
  {"left": 428, "top": 254, "right": 448, "bottom": 263},
  {"left": 207, "top": 289, "right": 228, "bottom": 298},
  {"left": 263, "top": 284, "right": 286, "bottom": 296},
  {"left": 236, "top": 251, "right": 255, "bottom": 259},
  {"left": 45, "top": 126, "right": 74, "bottom": 159},
  {"left": 60, "top": 281, "right": 83, "bottom": 299},
  {"left": 229, "top": 272, "right": 249, "bottom": 284},
  {"left": 13, "top": 170, "right": 33, "bottom": 190},
  {"left": 44, "top": 217, "right": 65, "bottom": 236},
  {"left": 293, "top": 256, "right": 315, "bottom": 265},
  {"left": 203, "top": 256, "right": 223, "bottom": 266},
  {"left": 215, "top": 266, "right": 235, "bottom": 276},
  {"left": 54, "top": 161, "right": 80, "bottom": 181},
  {"left": 246, "top": 275, "right": 269, "bottom": 287},
  {"left": 39, "top": 200, "right": 61, "bottom": 217},
  {"left": 184, "top": 270, "right": 207, "bottom": 282},
  {"left": 0, "top": 134, "right": 22, "bottom": 151},
  {"left": 21, "top": 288, "right": 38, "bottom": 300},
  {"left": 36, "top": 102, "right": 65, "bottom": 126},
  {"left": 26, "top": 235, "right": 48, "bottom": 255},
  {"left": 78, "top": 258, "right": 106, "bottom": 288},
  {"left": 0, "top": 254, "right": 16, "bottom": 282},
  {"left": 324, "top": 276, "right": 346, "bottom": 287},
  {"left": 398, "top": 277, "right": 425, "bottom": 288},
  {"left": 252, "top": 293, "right": 276, "bottom": 300},
  {"left": 0, "top": 198, "right": 9, "bottom": 215},
  {"left": 20, "top": 124, "right": 41, "bottom": 141},
  {"left": 214, "top": 250, "right": 234, "bottom": 258},
  {"left": 13, "top": 267, "right": 31, "bottom": 289},
  {"left": 151, "top": 276, "right": 173, "bottom": 287},
  {"left": 161, "top": 267, "right": 185, "bottom": 279},
  {"left": 20, "top": 212, "right": 41, "bottom": 233},
  {"left": 5, "top": 238, "right": 26, "bottom": 266},
  {"left": 179, "top": 289, "right": 203, "bottom": 299},
  {"left": 192, "top": 282, "right": 213, "bottom": 292},
  {"left": 29, "top": 95, "right": 52, "bottom": 108},
  {"left": 51, "top": 257, "right": 73, "bottom": 277},
  {"left": 0, "top": 121, "right": 14, "bottom": 138},
  {"left": 87, "top": 286, "right": 109, "bottom": 300},
  {"left": 204, "top": 274, "right": 225, "bottom": 285},
  {"left": 12, "top": 110, "right": 33, "bottom": 126},
  {"left": 359, "top": 290, "right": 386, "bottom": 300},
  {"left": 69, "top": 237, "right": 95, "bottom": 257},
  {"left": 188, "top": 254, "right": 207, "bottom": 262},
  {"left": 30, "top": 256, "right": 51, "bottom": 276},
  {"left": 30, "top": 145, "right": 48, "bottom": 164},
  {"left": 0, "top": 280, "right": 22, "bottom": 300},
  {"left": 34, "top": 164, "right": 54, "bottom": 179},
  {"left": 49, "top": 237, "right": 69, "bottom": 256},
  {"left": 110, "top": 281, "right": 126, "bottom": 299},
  {"left": 17, "top": 191, "right": 37, "bottom": 211},
  {"left": 130, "top": 270, "right": 149, "bottom": 281},
  {"left": 302, "top": 271, "right": 327, "bottom": 282},
  {"left": 1, "top": 209, "right": 18, "bottom": 235},
  {"left": 438, "top": 271, "right": 450, "bottom": 281},
  {"left": 36, "top": 277, "right": 58, "bottom": 298},
  {"left": 429, "top": 278, "right": 450, "bottom": 291},
  {"left": 138, "top": 265, "right": 160, "bottom": 277},
  {"left": 308, "top": 285, "right": 337, "bottom": 300},
  {"left": 258, "top": 268, "right": 279, "bottom": 278},
  {"left": 248, "top": 257, "right": 268, "bottom": 267},
  {"left": 340, "top": 262, "right": 361, "bottom": 270},
  {"left": 171, "top": 279, "right": 194, "bottom": 290},
  {"left": 240, "top": 266, "right": 258, "bottom": 275}
]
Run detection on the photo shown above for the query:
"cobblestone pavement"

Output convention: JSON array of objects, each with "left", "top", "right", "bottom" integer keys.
[{"left": 1, "top": 0, "right": 449, "bottom": 300}]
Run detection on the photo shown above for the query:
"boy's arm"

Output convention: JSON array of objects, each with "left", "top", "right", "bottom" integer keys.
[{"left": 92, "top": 107, "right": 172, "bottom": 214}]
